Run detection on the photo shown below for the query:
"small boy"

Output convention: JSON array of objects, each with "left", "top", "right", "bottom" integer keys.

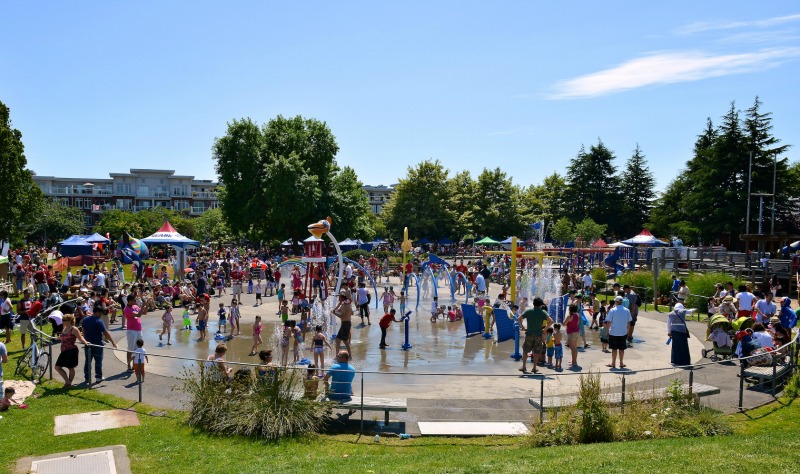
[
  {"left": 196, "top": 304, "right": 208, "bottom": 341},
  {"left": 430, "top": 296, "right": 439, "bottom": 322},
  {"left": 600, "top": 320, "right": 610, "bottom": 352},
  {"left": 0, "top": 387, "right": 15, "bottom": 411},
  {"left": 133, "top": 339, "right": 149, "bottom": 384},
  {"left": 379, "top": 308, "right": 403, "bottom": 348},
  {"left": 552, "top": 323, "right": 563, "bottom": 370},
  {"left": 276, "top": 284, "right": 286, "bottom": 315},
  {"left": 399, "top": 290, "right": 406, "bottom": 315},
  {"left": 217, "top": 302, "right": 227, "bottom": 334},
  {"left": 545, "top": 326, "right": 555, "bottom": 367},
  {"left": 182, "top": 302, "right": 192, "bottom": 330},
  {"left": 447, "top": 306, "right": 457, "bottom": 322},
  {"left": 255, "top": 280, "right": 263, "bottom": 306}
]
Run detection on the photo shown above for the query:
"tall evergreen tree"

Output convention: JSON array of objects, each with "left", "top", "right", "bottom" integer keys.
[
  {"left": 620, "top": 144, "right": 655, "bottom": 236},
  {"left": 565, "top": 140, "right": 621, "bottom": 234}
]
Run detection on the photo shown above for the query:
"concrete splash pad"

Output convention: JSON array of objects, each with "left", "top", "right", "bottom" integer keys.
[{"left": 113, "top": 280, "right": 704, "bottom": 400}]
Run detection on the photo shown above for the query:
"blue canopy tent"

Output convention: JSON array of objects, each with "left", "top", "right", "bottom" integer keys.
[
  {"left": 416, "top": 237, "right": 433, "bottom": 245},
  {"left": 59, "top": 235, "right": 93, "bottom": 257},
  {"left": 81, "top": 232, "right": 111, "bottom": 244},
  {"left": 370, "top": 237, "right": 388, "bottom": 245},
  {"left": 438, "top": 237, "right": 454, "bottom": 245},
  {"left": 338, "top": 238, "right": 360, "bottom": 250}
]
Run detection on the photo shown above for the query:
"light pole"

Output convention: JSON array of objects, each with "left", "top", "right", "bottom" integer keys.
[{"left": 752, "top": 192, "right": 773, "bottom": 256}]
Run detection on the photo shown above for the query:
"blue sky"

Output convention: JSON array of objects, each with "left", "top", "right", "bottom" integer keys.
[{"left": 3, "top": 1, "right": 799, "bottom": 191}]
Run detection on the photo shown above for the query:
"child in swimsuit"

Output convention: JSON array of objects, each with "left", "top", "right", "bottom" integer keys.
[
  {"left": 311, "top": 324, "right": 332, "bottom": 376},
  {"left": 182, "top": 303, "right": 191, "bottom": 330},
  {"left": 217, "top": 303, "right": 227, "bottom": 334},
  {"left": 249, "top": 315, "right": 262, "bottom": 356},
  {"left": 303, "top": 364, "right": 319, "bottom": 399}
]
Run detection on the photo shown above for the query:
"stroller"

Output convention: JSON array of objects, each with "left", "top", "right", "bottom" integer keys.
[{"left": 701, "top": 314, "right": 735, "bottom": 361}]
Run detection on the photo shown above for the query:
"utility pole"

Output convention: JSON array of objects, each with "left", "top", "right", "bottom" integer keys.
[
  {"left": 771, "top": 154, "right": 777, "bottom": 234},
  {"left": 745, "top": 151, "right": 752, "bottom": 235}
]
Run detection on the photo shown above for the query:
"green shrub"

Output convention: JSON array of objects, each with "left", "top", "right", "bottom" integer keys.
[
  {"left": 343, "top": 249, "right": 370, "bottom": 260},
  {"left": 783, "top": 371, "right": 800, "bottom": 400},
  {"left": 590, "top": 268, "right": 607, "bottom": 286},
  {"left": 576, "top": 372, "right": 614, "bottom": 443},
  {"left": 681, "top": 272, "right": 747, "bottom": 310},
  {"left": 180, "top": 367, "right": 333, "bottom": 441}
]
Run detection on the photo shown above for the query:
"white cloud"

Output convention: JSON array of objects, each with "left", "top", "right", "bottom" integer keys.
[
  {"left": 676, "top": 13, "right": 800, "bottom": 35},
  {"left": 549, "top": 48, "right": 800, "bottom": 100}
]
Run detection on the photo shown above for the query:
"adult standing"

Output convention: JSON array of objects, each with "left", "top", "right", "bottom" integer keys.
[
  {"left": 606, "top": 295, "right": 632, "bottom": 369},
  {"left": 0, "top": 341, "right": 7, "bottom": 394},
  {"left": 474, "top": 272, "right": 487, "bottom": 298},
  {"left": 623, "top": 285, "right": 639, "bottom": 344},
  {"left": 229, "top": 265, "right": 243, "bottom": 299},
  {"left": 81, "top": 306, "right": 118, "bottom": 384},
  {"left": 333, "top": 290, "right": 353, "bottom": 355},
  {"left": 519, "top": 297, "right": 552, "bottom": 374},
  {"left": 734, "top": 284, "right": 756, "bottom": 319},
  {"left": 54, "top": 314, "right": 88, "bottom": 388},
  {"left": 324, "top": 351, "right": 356, "bottom": 400},
  {"left": 123, "top": 295, "right": 144, "bottom": 371},
  {"left": 667, "top": 303, "right": 691, "bottom": 366},
  {"left": 0, "top": 291, "right": 13, "bottom": 345},
  {"left": 16, "top": 289, "right": 33, "bottom": 348},
  {"left": 676, "top": 280, "right": 689, "bottom": 304},
  {"left": 356, "top": 283, "right": 370, "bottom": 325}
]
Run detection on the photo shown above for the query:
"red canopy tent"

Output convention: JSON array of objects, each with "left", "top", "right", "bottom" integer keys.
[{"left": 591, "top": 239, "right": 608, "bottom": 248}]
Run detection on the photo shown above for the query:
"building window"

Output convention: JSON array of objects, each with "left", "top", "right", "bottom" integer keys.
[{"left": 84, "top": 215, "right": 93, "bottom": 227}]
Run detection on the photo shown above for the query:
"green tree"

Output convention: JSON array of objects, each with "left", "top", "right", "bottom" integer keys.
[
  {"left": 0, "top": 101, "right": 44, "bottom": 246},
  {"left": 213, "top": 115, "right": 368, "bottom": 245},
  {"left": 473, "top": 168, "right": 526, "bottom": 239},
  {"left": 550, "top": 217, "right": 575, "bottom": 245},
  {"left": 382, "top": 160, "right": 455, "bottom": 240},
  {"left": 447, "top": 170, "right": 478, "bottom": 240},
  {"left": 28, "top": 199, "right": 86, "bottom": 245},
  {"left": 195, "top": 208, "right": 233, "bottom": 243},
  {"left": 620, "top": 144, "right": 655, "bottom": 237},
  {"left": 565, "top": 140, "right": 621, "bottom": 233},
  {"left": 94, "top": 209, "right": 144, "bottom": 239},
  {"left": 521, "top": 172, "right": 569, "bottom": 228},
  {"left": 574, "top": 217, "right": 607, "bottom": 244},
  {"left": 329, "top": 166, "right": 373, "bottom": 240}
]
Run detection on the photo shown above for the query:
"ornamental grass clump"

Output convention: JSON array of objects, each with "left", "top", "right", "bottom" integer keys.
[{"left": 180, "top": 367, "right": 333, "bottom": 441}]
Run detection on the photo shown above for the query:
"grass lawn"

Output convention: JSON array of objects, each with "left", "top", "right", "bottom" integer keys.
[{"left": 2, "top": 336, "right": 799, "bottom": 473}]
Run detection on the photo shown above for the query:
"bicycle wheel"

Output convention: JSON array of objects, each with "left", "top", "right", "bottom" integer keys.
[
  {"left": 15, "top": 352, "right": 32, "bottom": 379},
  {"left": 33, "top": 351, "right": 51, "bottom": 383}
]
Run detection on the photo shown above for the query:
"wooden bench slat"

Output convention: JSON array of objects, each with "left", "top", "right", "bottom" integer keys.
[
  {"left": 333, "top": 397, "right": 408, "bottom": 411},
  {"left": 741, "top": 364, "right": 791, "bottom": 380},
  {"left": 529, "top": 383, "right": 720, "bottom": 410}
]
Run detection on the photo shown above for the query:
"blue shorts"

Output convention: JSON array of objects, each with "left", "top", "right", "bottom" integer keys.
[
  {"left": 554, "top": 344, "right": 563, "bottom": 360},
  {"left": 198, "top": 320, "right": 207, "bottom": 331},
  {"left": 546, "top": 346, "right": 555, "bottom": 358}
]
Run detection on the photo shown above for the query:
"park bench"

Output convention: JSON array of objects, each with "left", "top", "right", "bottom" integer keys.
[
  {"left": 528, "top": 383, "right": 720, "bottom": 411},
  {"left": 739, "top": 360, "right": 793, "bottom": 395},
  {"left": 325, "top": 396, "right": 407, "bottom": 425}
]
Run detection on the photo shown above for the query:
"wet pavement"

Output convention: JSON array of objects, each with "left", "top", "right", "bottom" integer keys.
[{"left": 111, "top": 274, "right": 702, "bottom": 399}]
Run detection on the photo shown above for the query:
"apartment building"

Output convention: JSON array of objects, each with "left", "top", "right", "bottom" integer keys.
[
  {"left": 363, "top": 184, "right": 395, "bottom": 215},
  {"left": 33, "top": 169, "right": 219, "bottom": 228}
]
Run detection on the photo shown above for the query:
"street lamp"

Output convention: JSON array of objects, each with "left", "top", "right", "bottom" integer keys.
[{"left": 751, "top": 192, "right": 774, "bottom": 255}]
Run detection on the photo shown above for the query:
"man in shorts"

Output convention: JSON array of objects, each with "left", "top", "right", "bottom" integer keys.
[
  {"left": 606, "top": 296, "right": 632, "bottom": 369},
  {"left": 519, "top": 297, "right": 553, "bottom": 374},
  {"left": 333, "top": 290, "right": 353, "bottom": 356},
  {"left": 623, "top": 285, "right": 639, "bottom": 344}
]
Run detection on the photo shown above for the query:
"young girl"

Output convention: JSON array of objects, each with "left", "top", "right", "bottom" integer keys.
[
  {"left": 229, "top": 299, "right": 241, "bottom": 336},
  {"left": 216, "top": 302, "right": 227, "bottom": 334},
  {"left": 291, "top": 290, "right": 301, "bottom": 314},
  {"left": 280, "top": 320, "right": 296, "bottom": 366},
  {"left": 181, "top": 302, "right": 192, "bottom": 331},
  {"left": 382, "top": 287, "right": 394, "bottom": 314},
  {"left": 247, "top": 272, "right": 254, "bottom": 294},
  {"left": 248, "top": 315, "right": 262, "bottom": 356},
  {"left": 430, "top": 296, "right": 439, "bottom": 322},
  {"left": 280, "top": 300, "right": 289, "bottom": 324},
  {"left": 215, "top": 274, "right": 224, "bottom": 297},
  {"left": 256, "top": 349, "right": 276, "bottom": 380},
  {"left": 399, "top": 290, "right": 407, "bottom": 315},
  {"left": 159, "top": 306, "right": 174, "bottom": 345},
  {"left": 545, "top": 326, "right": 555, "bottom": 367},
  {"left": 276, "top": 283, "right": 286, "bottom": 315},
  {"left": 133, "top": 338, "right": 149, "bottom": 384},
  {"left": 255, "top": 280, "right": 263, "bottom": 306},
  {"left": 291, "top": 320, "right": 303, "bottom": 364},
  {"left": 553, "top": 323, "right": 563, "bottom": 370},
  {"left": 311, "top": 325, "right": 332, "bottom": 376},
  {"left": 303, "top": 364, "right": 319, "bottom": 399}
]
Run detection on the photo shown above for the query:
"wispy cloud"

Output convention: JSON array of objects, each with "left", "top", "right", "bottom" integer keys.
[
  {"left": 676, "top": 13, "right": 800, "bottom": 35},
  {"left": 549, "top": 48, "right": 800, "bottom": 100}
]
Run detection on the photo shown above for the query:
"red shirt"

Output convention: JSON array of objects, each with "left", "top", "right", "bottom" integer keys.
[
  {"left": 231, "top": 270, "right": 243, "bottom": 283},
  {"left": 379, "top": 313, "right": 395, "bottom": 328},
  {"left": 34, "top": 270, "right": 46, "bottom": 284},
  {"left": 27, "top": 300, "right": 43, "bottom": 318}
]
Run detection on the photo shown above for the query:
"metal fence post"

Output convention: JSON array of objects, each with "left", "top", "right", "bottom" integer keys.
[
  {"left": 138, "top": 376, "right": 143, "bottom": 403},
  {"left": 360, "top": 371, "right": 365, "bottom": 433},
  {"left": 771, "top": 354, "right": 778, "bottom": 396},
  {"left": 738, "top": 362, "right": 745, "bottom": 411},
  {"left": 48, "top": 342, "right": 53, "bottom": 380},
  {"left": 539, "top": 376, "right": 544, "bottom": 425},
  {"left": 688, "top": 366, "right": 694, "bottom": 400},
  {"left": 621, "top": 373, "right": 626, "bottom": 414}
]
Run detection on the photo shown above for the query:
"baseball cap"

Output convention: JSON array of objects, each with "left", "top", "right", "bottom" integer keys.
[{"left": 614, "top": 296, "right": 623, "bottom": 302}]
